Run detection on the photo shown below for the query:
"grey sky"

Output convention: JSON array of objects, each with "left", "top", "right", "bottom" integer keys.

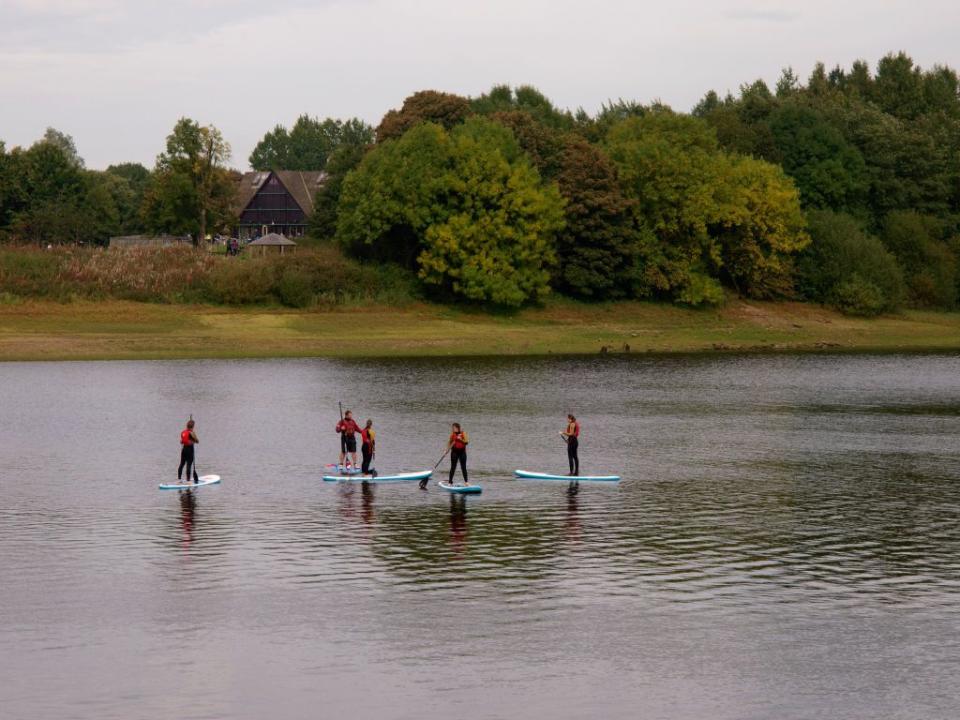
[{"left": 2, "top": 0, "right": 958, "bottom": 170}]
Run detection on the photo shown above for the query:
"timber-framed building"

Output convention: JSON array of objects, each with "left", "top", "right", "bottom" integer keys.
[{"left": 236, "top": 170, "right": 326, "bottom": 240}]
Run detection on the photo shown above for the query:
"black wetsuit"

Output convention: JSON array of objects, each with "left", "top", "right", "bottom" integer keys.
[
  {"left": 567, "top": 436, "right": 579, "bottom": 476},
  {"left": 449, "top": 447, "right": 468, "bottom": 484},
  {"left": 178, "top": 445, "right": 198, "bottom": 483},
  {"left": 361, "top": 441, "right": 373, "bottom": 474}
]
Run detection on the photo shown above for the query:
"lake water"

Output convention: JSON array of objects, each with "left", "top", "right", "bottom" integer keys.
[{"left": 2, "top": 354, "right": 960, "bottom": 720}]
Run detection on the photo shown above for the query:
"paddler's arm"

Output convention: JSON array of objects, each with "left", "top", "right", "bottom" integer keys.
[{"left": 191, "top": 431, "right": 199, "bottom": 444}]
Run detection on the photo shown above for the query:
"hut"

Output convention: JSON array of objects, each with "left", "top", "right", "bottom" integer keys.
[{"left": 246, "top": 233, "right": 297, "bottom": 256}]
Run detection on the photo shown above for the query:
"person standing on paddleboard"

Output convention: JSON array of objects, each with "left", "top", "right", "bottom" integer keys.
[
  {"left": 361, "top": 419, "right": 376, "bottom": 476},
  {"left": 178, "top": 419, "right": 200, "bottom": 484},
  {"left": 561, "top": 414, "right": 580, "bottom": 476},
  {"left": 448, "top": 423, "right": 469, "bottom": 486},
  {"left": 336, "top": 410, "right": 362, "bottom": 469}
]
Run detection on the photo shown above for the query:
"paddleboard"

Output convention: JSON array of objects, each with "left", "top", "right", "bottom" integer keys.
[
  {"left": 438, "top": 481, "right": 482, "bottom": 494},
  {"left": 514, "top": 470, "right": 620, "bottom": 482},
  {"left": 322, "top": 470, "right": 432, "bottom": 483},
  {"left": 325, "top": 464, "right": 363, "bottom": 475},
  {"left": 159, "top": 474, "right": 221, "bottom": 490}
]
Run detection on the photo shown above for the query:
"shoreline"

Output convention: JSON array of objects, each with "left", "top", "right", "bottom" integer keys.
[{"left": 1, "top": 298, "right": 959, "bottom": 362}]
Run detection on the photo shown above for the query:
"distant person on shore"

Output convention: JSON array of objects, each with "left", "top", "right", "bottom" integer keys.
[
  {"left": 336, "top": 410, "right": 362, "bottom": 469},
  {"left": 561, "top": 414, "right": 579, "bottom": 476},
  {"left": 361, "top": 419, "right": 376, "bottom": 477},
  {"left": 178, "top": 419, "right": 199, "bottom": 484},
  {"left": 448, "top": 423, "right": 469, "bottom": 486}
]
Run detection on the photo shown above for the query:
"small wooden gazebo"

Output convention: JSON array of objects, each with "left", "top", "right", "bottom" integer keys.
[{"left": 245, "top": 233, "right": 297, "bottom": 257}]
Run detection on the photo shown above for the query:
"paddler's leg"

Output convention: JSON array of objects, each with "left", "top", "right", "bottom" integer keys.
[
  {"left": 178, "top": 447, "right": 188, "bottom": 481},
  {"left": 361, "top": 443, "right": 372, "bottom": 474},
  {"left": 459, "top": 450, "right": 468, "bottom": 485},
  {"left": 449, "top": 449, "right": 458, "bottom": 483}
]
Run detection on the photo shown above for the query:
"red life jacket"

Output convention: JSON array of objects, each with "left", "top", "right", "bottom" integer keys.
[
  {"left": 361, "top": 427, "right": 372, "bottom": 445},
  {"left": 180, "top": 429, "right": 193, "bottom": 446},
  {"left": 450, "top": 431, "right": 468, "bottom": 450}
]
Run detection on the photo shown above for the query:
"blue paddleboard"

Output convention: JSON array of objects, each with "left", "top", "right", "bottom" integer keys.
[
  {"left": 159, "top": 474, "right": 221, "bottom": 490},
  {"left": 514, "top": 470, "right": 620, "bottom": 482},
  {"left": 325, "top": 464, "right": 363, "bottom": 475},
  {"left": 438, "top": 481, "right": 482, "bottom": 494},
  {"left": 322, "top": 470, "right": 432, "bottom": 483}
]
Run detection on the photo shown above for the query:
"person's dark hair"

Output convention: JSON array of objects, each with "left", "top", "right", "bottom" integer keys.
[
  {"left": 187, "top": 419, "right": 195, "bottom": 429},
  {"left": 345, "top": 410, "right": 352, "bottom": 417},
  {"left": 452, "top": 422, "right": 461, "bottom": 432},
  {"left": 567, "top": 414, "right": 576, "bottom": 423},
  {"left": 365, "top": 419, "right": 372, "bottom": 428}
]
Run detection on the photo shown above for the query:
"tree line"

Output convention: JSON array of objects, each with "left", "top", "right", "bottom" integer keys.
[{"left": 1, "top": 51, "right": 958, "bottom": 313}]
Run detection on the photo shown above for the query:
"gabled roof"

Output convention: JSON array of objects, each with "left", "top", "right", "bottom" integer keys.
[
  {"left": 248, "top": 233, "right": 297, "bottom": 246},
  {"left": 236, "top": 170, "right": 327, "bottom": 215}
]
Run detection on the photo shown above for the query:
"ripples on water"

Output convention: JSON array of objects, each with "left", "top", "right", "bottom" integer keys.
[{"left": 2, "top": 354, "right": 960, "bottom": 720}]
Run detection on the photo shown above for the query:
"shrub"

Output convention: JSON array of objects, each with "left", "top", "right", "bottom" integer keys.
[
  {"left": 881, "top": 211, "right": 958, "bottom": 308},
  {"left": 835, "top": 275, "right": 886, "bottom": 316},
  {"left": 798, "top": 210, "right": 905, "bottom": 313}
]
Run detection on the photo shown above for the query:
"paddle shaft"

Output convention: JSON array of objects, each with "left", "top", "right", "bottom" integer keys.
[{"left": 433, "top": 448, "right": 450, "bottom": 470}]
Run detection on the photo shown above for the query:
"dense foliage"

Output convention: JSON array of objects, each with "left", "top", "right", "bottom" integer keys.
[
  {"left": 337, "top": 118, "right": 565, "bottom": 306},
  {"left": 2, "top": 52, "right": 960, "bottom": 313}
]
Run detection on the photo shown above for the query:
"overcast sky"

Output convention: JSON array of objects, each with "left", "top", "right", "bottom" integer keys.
[{"left": 2, "top": 0, "right": 958, "bottom": 170}]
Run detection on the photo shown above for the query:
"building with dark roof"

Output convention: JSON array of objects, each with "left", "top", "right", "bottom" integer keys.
[{"left": 236, "top": 170, "right": 326, "bottom": 240}]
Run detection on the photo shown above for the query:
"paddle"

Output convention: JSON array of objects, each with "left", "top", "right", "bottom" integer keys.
[{"left": 422, "top": 448, "right": 449, "bottom": 488}]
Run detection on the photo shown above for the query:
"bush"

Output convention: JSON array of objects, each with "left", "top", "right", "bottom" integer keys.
[
  {"left": 835, "top": 275, "right": 886, "bottom": 316},
  {"left": 881, "top": 211, "right": 958, "bottom": 308},
  {"left": 798, "top": 210, "right": 905, "bottom": 313},
  {"left": 676, "top": 272, "right": 725, "bottom": 306}
]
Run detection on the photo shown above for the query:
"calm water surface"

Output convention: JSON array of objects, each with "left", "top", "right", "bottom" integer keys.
[{"left": 2, "top": 354, "right": 960, "bottom": 720}]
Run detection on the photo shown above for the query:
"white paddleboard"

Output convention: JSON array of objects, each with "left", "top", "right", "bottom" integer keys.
[
  {"left": 438, "top": 481, "right": 482, "bottom": 494},
  {"left": 514, "top": 470, "right": 620, "bottom": 482},
  {"left": 322, "top": 470, "right": 432, "bottom": 483},
  {"left": 159, "top": 474, "right": 221, "bottom": 490}
]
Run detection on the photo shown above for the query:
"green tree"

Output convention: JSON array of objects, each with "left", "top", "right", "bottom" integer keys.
[
  {"left": 767, "top": 102, "right": 868, "bottom": 211},
  {"left": 142, "top": 118, "right": 236, "bottom": 243},
  {"left": 711, "top": 155, "right": 809, "bottom": 298},
  {"left": 249, "top": 115, "right": 373, "bottom": 171},
  {"left": 472, "top": 85, "right": 575, "bottom": 130},
  {"left": 376, "top": 91, "right": 472, "bottom": 143},
  {"left": 797, "top": 210, "right": 905, "bottom": 314},
  {"left": 41, "top": 128, "right": 84, "bottom": 168},
  {"left": 105, "top": 163, "right": 150, "bottom": 234},
  {"left": 881, "top": 210, "right": 957, "bottom": 307},
  {"left": 337, "top": 118, "right": 564, "bottom": 306},
  {"left": 604, "top": 111, "right": 725, "bottom": 299}
]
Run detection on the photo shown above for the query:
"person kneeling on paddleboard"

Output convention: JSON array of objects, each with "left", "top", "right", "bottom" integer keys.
[
  {"left": 361, "top": 419, "right": 377, "bottom": 477},
  {"left": 561, "top": 414, "right": 580, "bottom": 476},
  {"left": 178, "top": 419, "right": 200, "bottom": 484},
  {"left": 336, "top": 410, "right": 362, "bottom": 469},
  {"left": 448, "top": 423, "right": 469, "bottom": 486}
]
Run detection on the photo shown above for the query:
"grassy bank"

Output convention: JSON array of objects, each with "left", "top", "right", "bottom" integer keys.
[{"left": 1, "top": 297, "right": 958, "bottom": 361}]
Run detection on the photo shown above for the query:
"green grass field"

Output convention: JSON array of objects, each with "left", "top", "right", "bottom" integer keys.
[{"left": 1, "top": 298, "right": 959, "bottom": 361}]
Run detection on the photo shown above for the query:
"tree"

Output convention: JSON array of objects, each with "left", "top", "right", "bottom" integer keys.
[
  {"left": 376, "top": 91, "right": 471, "bottom": 143},
  {"left": 472, "top": 85, "right": 575, "bottom": 130},
  {"left": 711, "top": 155, "right": 809, "bottom": 298},
  {"left": 41, "top": 128, "right": 84, "bottom": 168},
  {"left": 604, "top": 111, "right": 725, "bottom": 299},
  {"left": 249, "top": 115, "right": 373, "bottom": 171},
  {"left": 142, "top": 118, "right": 236, "bottom": 243},
  {"left": 797, "top": 210, "right": 905, "bottom": 314},
  {"left": 489, "top": 110, "right": 642, "bottom": 299},
  {"left": 881, "top": 210, "right": 957, "bottom": 307},
  {"left": 105, "top": 163, "right": 151, "bottom": 235},
  {"left": 767, "top": 102, "right": 868, "bottom": 211},
  {"left": 553, "top": 136, "right": 644, "bottom": 299},
  {"left": 337, "top": 118, "right": 565, "bottom": 306}
]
